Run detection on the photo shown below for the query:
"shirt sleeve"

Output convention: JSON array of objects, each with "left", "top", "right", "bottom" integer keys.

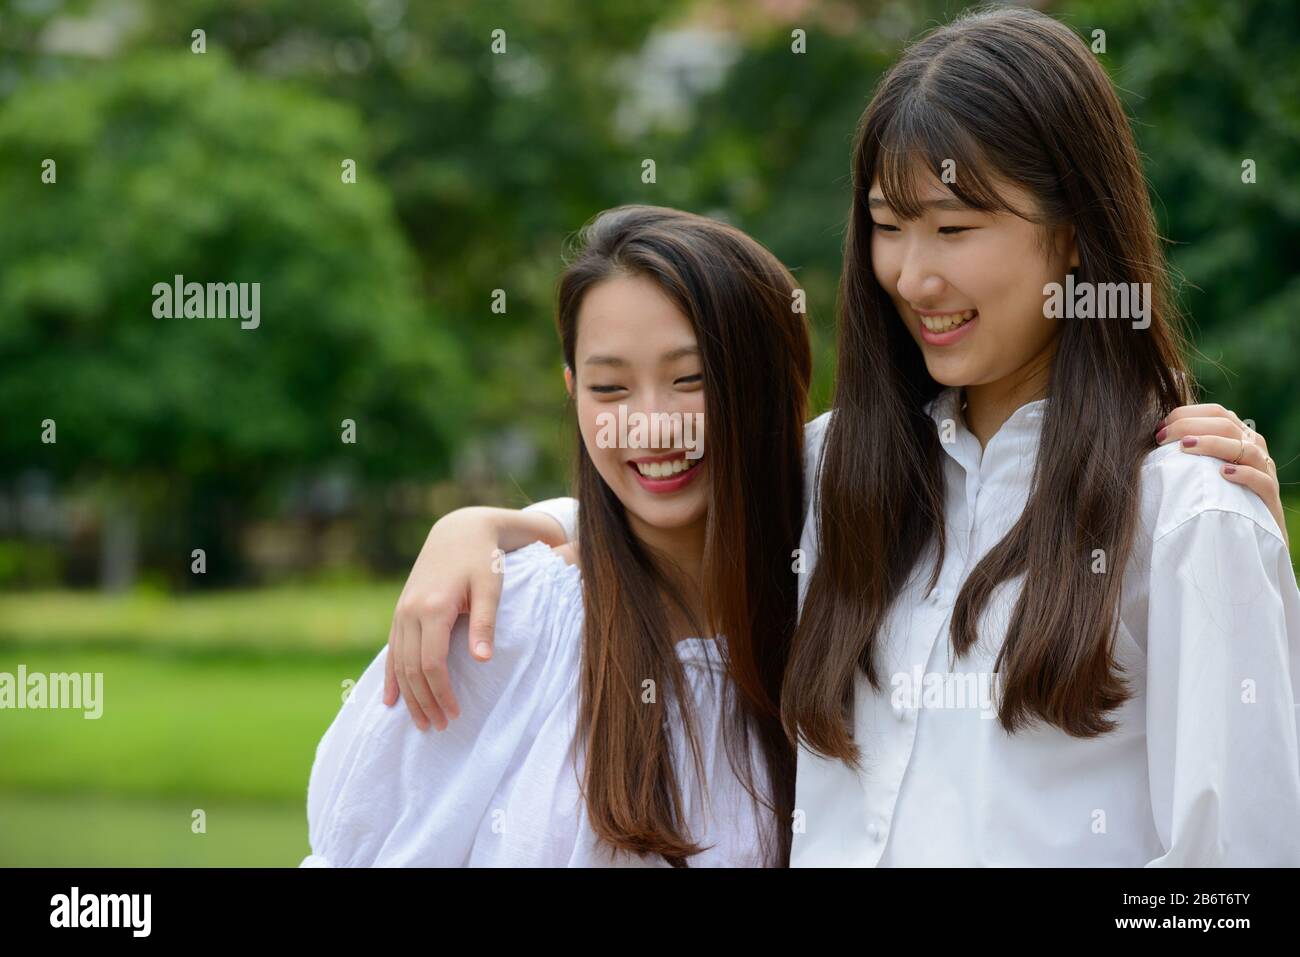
[
  {"left": 1144, "top": 508, "right": 1300, "bottom": 866},
  {"left": 524, "top": 497, "right": 578, "bottom": 543},
  {"left": 305, "top": 547, "right": 581, "bottom": 867}
]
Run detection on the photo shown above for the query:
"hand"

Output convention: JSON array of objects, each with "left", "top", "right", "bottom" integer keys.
[
  {"left": 1158, "top": 403, "right": 1288, "bottom": 547},
  {"left": 382, "top": 508, "right": 506, "bottom": 731}
]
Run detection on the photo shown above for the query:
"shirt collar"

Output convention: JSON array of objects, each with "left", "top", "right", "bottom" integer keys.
[{"left": 924, "top": 386, "right": 1048, "bottom": 474}]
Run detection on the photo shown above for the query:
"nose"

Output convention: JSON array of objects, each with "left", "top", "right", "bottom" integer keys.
[
  {"left": 892, "top": 237, "right": 947, "bottom": 308},
  {"left": 624, "top": 387, "right": 692, "bottom": 450}
]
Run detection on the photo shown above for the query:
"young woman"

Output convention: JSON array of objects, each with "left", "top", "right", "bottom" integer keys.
[
  {"left": 304, "top": 205, "right": 809, "bottom": 867},
  {"left": 379, "top": 9, "right": 1298, "bottom": 866},
  {"left": 782, "top": 7, "right": 1300, "bottom": 866}
]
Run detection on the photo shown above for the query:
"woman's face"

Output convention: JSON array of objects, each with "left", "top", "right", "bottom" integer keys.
[
  {"left": 868, "top": 167, "right": 1078, "bottom": 393},
  {"left": 568, "top": 273, "right": 708, "bottom": 538}
]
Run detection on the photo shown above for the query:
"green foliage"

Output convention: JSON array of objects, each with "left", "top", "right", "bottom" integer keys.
[
  {"left": 1061, "top": 0, "right": 1300, "bottom": 479},
  {"left": 0, "top": 50, "right": 465, "bottom": 485}
]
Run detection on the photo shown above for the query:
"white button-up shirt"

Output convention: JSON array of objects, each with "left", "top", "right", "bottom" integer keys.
[{"left": 791, "top": 389, "right": 1300, "bottom": 866}]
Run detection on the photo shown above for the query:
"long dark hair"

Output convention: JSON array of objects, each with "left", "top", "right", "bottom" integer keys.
[
  {"left": 784, "top": 6, "right": 1192, "bottom": 763},
  {"left": 556, "top": 205, "right": 809, "bottom": 866}
]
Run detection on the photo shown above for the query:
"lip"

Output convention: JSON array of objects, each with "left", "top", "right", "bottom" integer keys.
[
  {"left": 916, "top": 310, "right": 979, "bottom": 346},
  {"left": 628, "top": 450, "right": 701, "bottom": 465},
  {"left": 627, "top": 456, "right": 705, "bottom": 494}
]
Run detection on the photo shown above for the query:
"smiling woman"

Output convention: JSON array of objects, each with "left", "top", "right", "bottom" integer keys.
[
  {"left": 305, "top": 205, "right": 811, "bottom": 867},
  {"left": 785, "top": 5, "right": 1300, "bottom": 866}
]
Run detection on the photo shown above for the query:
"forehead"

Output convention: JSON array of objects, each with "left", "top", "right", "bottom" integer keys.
[
  {"left": 867, "top": 153, "right": 1037, "bottom": 220},
  {"left": 574, "top": 274, "right": 697, "bottom": 357}
]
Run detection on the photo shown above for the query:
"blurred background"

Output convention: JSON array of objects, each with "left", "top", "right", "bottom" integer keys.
[{"left": 0, "top": 0, "right": 1296, "bottom": 865}]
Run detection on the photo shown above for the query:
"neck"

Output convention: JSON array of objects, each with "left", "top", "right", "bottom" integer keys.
[
  {"left": 627, "top": 513, "right": 709, "bottom": 640},
  {"left": 962, "top": 344, "right": 1055, "bottom": 449}
]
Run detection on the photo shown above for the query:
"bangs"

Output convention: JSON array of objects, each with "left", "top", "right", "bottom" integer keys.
[{"left": 868, "top": 95, "right": 1028, "bottom": 221}]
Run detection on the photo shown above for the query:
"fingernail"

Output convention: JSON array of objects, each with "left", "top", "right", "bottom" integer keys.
[
  {"left": 475, "top": 641, "right": 491, "bottom": 658},
  {"left": 1181, "top": 436, "right": 1198, "bottom": 448},
  {"left": 1224, "top": 465, "right": 1237, "bottom": 475},
  {"left": 1155, "top": 428, "right": 1168, "bottom": 443}
]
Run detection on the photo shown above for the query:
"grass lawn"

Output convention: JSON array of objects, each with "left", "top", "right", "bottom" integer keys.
[
  {"left": 0, "top": 582, "right": 398, "bottom": 866},
  {"left": 0, "top": 791, "right": 310, "bottom": 866}
]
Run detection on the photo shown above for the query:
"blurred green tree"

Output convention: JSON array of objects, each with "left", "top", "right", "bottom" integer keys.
[
  {"left": 0, "top": 51, "right": 466, "bottom": 585},
  {"left": 1063, "top": 0, "right": 1300, "bottom": 478}
]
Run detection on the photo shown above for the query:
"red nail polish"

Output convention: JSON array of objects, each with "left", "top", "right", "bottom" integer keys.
[
  {"left": 1181, "top": 436, "right": 1197, "bottom": 448},
  {"left": 1224, "top": 465, "right": 1237, "bottom": 474},
  {"left": 1155, "top": 427, "right": 1168, "bottom": 443}
]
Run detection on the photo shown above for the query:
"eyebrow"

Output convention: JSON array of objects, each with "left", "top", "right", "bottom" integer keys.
[
  {"left": 583, "top": 345, "right": 700, "bottom": 367},
  {"left": 868, "top": 195, "right": 973, "bottom": 213}
]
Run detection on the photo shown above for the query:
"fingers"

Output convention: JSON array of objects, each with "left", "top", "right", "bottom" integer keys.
[
  {"left": 1156, "top": 416, "right": 1242, "bottom": 444},
  {"left": 467, "top": 564, "right": 504, "bottom": 663},
  {"left": 400, "top": 614, "right": 447, "bottom": 732},
  {"left": 1181, "top": 432, "right": 1289, "bottom": 546},
  {"left": 1175, "top": 434, "right": 1271, "bottom": 471},
  {"left": 1163, "top": 403, "right": 1242, "bottom": 430},
  {"left": 383, "top": 620, "right": 399, "bottom": 707},
  {"left": 1219, "top": 462, "right": 1287, "bottom": 540},
  {"left": 420, "top": 610, "right": 460, "bottom": 722},
  {"left": 1162, "top": 404, "right": 1271, "bottom": 453}
]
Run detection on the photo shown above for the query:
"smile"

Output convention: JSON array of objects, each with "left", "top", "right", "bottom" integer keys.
[
  {"left": 918, "top": 309, "right": 977, "bottom": 333},
  {"left": 632, "top": 454, "right": 702, "bottom": 478},
  {"left": 627, "top": 452, "right": 705, "bottom": 494},
  {"left": 916, "top": 308, "right": 979, "bottom": 346}
]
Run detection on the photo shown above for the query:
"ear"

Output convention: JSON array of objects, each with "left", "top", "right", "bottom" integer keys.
[
  {"left": 1063, "top": 225, "right": 1080, "bottom": 271},
  {"left": 563, "top": 364, "right": 575, "bottom": 398}
]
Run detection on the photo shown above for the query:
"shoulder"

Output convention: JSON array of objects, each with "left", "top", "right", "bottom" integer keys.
[
  {"left": 1139, "top": 442, "right": 1285, "bottom": 548},
  {"left": 803, "top": 411, "right": 834, "bottom": 482},
  {"left": 805, "top": 410, "right": 833, "bottom": 452},
  {"left": 479, "top": 541, "right": 585, "bottom": 662}
]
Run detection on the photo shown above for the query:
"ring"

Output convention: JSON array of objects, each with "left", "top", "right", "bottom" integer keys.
[{"left": 1233, "top": 437, "right": 1247, "bottom": 464}]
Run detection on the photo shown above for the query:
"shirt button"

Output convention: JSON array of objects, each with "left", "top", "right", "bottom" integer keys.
[{"left": 867, "top": 822, "right": 882, "bottom": 842}]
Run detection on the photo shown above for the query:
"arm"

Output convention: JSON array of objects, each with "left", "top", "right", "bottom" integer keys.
[
  {"left": 382, "top": 500, "right": 576, "bottom": 730},
  {"left": 308, "top": 549, "right": 573, "bottom": 866},
  {"left": 1144, "top": 510, "right": 1300, "bottom": 865}
]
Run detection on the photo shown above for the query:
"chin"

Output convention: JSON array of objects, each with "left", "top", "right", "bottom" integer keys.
[
  {"left": 625, "top": 498, "right": 707, "bottom": 532},
  {"left": 924, "top": 365, "right": 966, "bottom": 388}
]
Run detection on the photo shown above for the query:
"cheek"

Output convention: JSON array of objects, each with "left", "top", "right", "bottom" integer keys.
[
  {"left": 870, "top": 236, "right": 898, "bottom": 290},
  {"left": 575, "top": 401, "right": 621, "bottom": 475}
]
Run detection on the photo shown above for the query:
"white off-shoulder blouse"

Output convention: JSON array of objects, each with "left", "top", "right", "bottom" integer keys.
[{"left": 302, "top": 541, "right": 773, "bottom": 867}]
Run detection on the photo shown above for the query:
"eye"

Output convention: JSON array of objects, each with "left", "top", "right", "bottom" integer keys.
[
  {"left": 872, "top": 221, "right": 900, "bottom": 232},
  {"left": 588, "top": 384, "right": 625, "bottom": 394},
  {"left": 675, "top": 374, "right": 703, "bottom": 386},
  {"left": 938, "top": 226, "right": 974, "bottom": 235}
]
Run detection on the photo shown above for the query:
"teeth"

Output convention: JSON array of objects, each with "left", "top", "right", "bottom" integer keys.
[
  {"left": 919, "top": 309, "right": 976, "bottom": 333},
  {"left": 634, "top": 456, "right": 702, "bottom": 478}
]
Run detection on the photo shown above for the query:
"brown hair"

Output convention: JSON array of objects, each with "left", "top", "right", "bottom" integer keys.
[
  {"left": 784, "top": 7, "right": 1192, "bottom": 764},
  {"left": 556, "top": 205, "right": 810, "bottom": 866}
]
